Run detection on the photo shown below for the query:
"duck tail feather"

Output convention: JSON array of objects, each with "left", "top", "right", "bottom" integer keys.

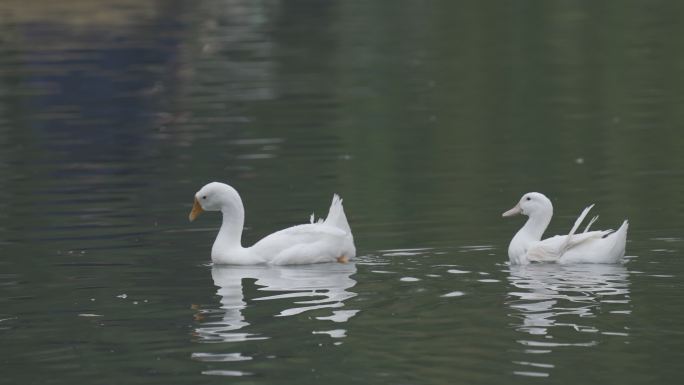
[
  {"left": 584, "top": 215, "right": 599, "bottom": 233},
  {"left": 324, "top": 194, "right": 352, "bottom": 233},
  {"left": 562, "top": 204, "right": 595, "bottom": 252},
  {"left": 607, "top": 220, "right": 629, "bottom": 261}
]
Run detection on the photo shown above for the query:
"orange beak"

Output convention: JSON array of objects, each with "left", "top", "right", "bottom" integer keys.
[{"left": 188, "top": 198, "right": 204, "bottom": 222}]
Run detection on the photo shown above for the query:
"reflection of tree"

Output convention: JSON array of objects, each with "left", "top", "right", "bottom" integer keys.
[
  {"left": 328, "top": 1, "right": 684, "bottom": 248},
  {"left": 0, "top": 0, "right": 197, "bottom": 257},
  {"left": 193, "top": 263, "right": 358, "bottom": 343},
  {"left": 2, "top": 0, "right": 683, "bottom": 251}
]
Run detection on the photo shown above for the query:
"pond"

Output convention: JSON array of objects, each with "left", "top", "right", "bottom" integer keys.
[{"left": 1, "top": 1, "right": 683, "bottom": 384}]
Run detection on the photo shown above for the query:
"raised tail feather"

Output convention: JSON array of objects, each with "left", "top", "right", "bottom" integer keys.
[
  {"left": 309, "top": 212, "right": 324, "bottom": 224},
  {"left": 584, "top": 215, "right": 599, "bottom": 233},
  {"left": 324, "top": 194, "right": 352, "bottom": 234},
  {"left": 607, "top": 220, "right": 629, "bottom": 261},
  {"left": 561, "top": 204, "right": 594, "bottom": 253}
]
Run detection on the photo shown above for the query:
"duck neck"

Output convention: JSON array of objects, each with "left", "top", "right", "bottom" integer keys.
[
  {"left": 518, "top": 211, "right": 552, "bottom": 242},
  {"left": 509, "top": 209, "right": 552, "bottom": 263},
  {"left": 213, "top": 207, "right": 245, "bottom": 253}
]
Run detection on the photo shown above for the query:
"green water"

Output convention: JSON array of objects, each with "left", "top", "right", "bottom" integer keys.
[{"left": 1, "top": 1, "right": 683, "bottom": 384}]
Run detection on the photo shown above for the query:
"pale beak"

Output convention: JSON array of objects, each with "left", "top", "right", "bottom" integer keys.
[
  {"left": 189, "top": 198, "right": 204, "bottom": 222},
  {"left": 502, "top": 203, "right": 522, "bottom": 217}
]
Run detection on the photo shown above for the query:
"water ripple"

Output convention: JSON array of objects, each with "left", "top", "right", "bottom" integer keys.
[
  {"left": 506, "top": 263, "right": 631, "bottom": 377},
  {"left": 193, "top": 263, "right": 358, "bottom": 344}
]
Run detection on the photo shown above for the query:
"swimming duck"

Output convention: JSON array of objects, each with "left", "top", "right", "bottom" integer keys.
[
  {"left": 502, "top": 192, "right": 628, "bottom": 265},
  {"left": 189, "top": 182, "right": 355, "bottom": 265}
]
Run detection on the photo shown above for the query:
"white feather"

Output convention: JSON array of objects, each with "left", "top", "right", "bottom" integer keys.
[
  {"left": 504, "top": 192, "right": 628, "bottom": 265},
  {"left": 191, "top": 182, "right": 355, "bottom": 265},
  {"left": 584, "top": 215, "right": 599, "bottom": 232}
]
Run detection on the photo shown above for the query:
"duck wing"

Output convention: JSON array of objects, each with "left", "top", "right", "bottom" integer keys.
[
  {"left": 526, "top": 204, "right": 612, "bottom": 262},
  {"left": 251, "top": 223, "right": 354, "bottom": 265},
  {"left": 560, "top": 220, "right": 628, "bottom": 264},
  {"left": 526, "top": 231, "right": 611, "bottom": 262}
]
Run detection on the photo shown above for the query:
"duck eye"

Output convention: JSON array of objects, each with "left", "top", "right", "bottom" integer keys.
[
  {"left": 202, "top": 196, "right": 207, "bottom": 200},
  {"left": 526, "top": 197, "right": 531, "bottom": 201}
]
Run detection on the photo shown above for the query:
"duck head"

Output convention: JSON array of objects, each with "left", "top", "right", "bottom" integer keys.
[
  {"left": 502, "top": 192, "right": 553, "bottom": 219},
  {"left": 189, "top": 182, "right": 244, "bottom": 221}
]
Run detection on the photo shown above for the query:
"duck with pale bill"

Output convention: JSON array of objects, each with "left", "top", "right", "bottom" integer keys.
[
  {"left": 189, "top": 182, "right": 356, "bottom": 265},
  {"left": 502, "top": 192, "right": 628, "bottom": 265}
]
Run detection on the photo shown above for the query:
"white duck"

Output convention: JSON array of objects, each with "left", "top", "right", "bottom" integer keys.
[
  {"left": 189, "top": 182, "right": 356, "bottom": 265},
  {"left": 502, "top": 192, "right": 628, "bottom": 265}
]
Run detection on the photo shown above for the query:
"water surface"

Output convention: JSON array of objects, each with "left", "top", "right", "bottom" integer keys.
[{"left": 1, "top": 1, "right": 684, "bottom": 384}]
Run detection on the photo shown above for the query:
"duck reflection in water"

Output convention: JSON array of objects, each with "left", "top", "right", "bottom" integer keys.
[
  {"left": 507, "top": 263, "right": 630, "bottom": 336},
  {"left": 193, "top": 263, "right": 358, "bottom": 343},
  {"left": 506, "top": 263, "right": 631, "bottom": 376}
]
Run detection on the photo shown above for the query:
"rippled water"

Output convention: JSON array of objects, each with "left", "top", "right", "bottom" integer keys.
[{"left": 2, "top": 1, "right": 684, "bottom": 384}]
